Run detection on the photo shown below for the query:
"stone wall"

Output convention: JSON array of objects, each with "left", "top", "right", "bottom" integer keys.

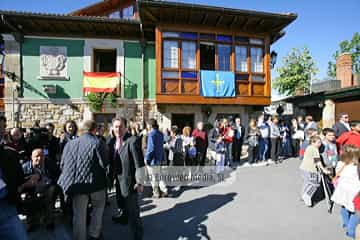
[{"left": 5, "top": 102, "right": 86, "bottom": 132}]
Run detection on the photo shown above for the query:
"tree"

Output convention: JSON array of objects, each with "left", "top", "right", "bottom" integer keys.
[
  {"left": 273, "top": 47, "right": 318, "bottom": 96},
  {"left": 327, "top": 32, "right": 360, "bottom": 78}
]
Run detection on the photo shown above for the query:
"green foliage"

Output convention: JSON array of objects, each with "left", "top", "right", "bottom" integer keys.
[
  {"left": 86, "top": 92, "right": 117, "bottom": 112},
  {"left": 327, "top": 32, "right": 360, "bottom": 78},
  {"left": 273, "top": 47, "right": 318, "bottom": 96}
]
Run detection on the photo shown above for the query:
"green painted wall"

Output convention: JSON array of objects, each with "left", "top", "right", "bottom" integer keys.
[
  {"left": 145, "top": 44, "right": 156, "bottom": 100},
  {"left": 22, "top": 38, "right": 84, "bottom": 99},
  {"left": 124, "top": 42, "right": 156, "bottom": 100}
]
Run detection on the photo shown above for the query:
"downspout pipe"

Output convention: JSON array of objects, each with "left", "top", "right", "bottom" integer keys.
[{"left": 136, "top": 0, "right": 146, "bottom": 122}]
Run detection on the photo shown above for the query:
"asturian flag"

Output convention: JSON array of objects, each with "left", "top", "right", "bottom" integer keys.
[
  {"left": 83, "top": 71, "right": 119, "bottom": 93},
  {"left": 200, "top": 70, "right": 235, "bottom": 97}
]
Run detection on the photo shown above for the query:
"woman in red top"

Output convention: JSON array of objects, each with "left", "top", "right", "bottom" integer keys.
[{"left": 220, "top": 119, "right": 234, "bottom": 167}]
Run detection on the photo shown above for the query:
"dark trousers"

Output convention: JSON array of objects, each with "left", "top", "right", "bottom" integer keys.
[
  {"left": 270, "top": 138, "right": 281, "bottom": 162},
  {"left": 124, "top": 193, "right": 143, "bottom": 240},
  {"left": 248, "top": 145, "right": 258, "bottom": 164},
  {"left": 233, "top": 138, "right": 243, "bottom": 162},
  {"left": 115, "top": 178, "right": 125, "bottom": 211},
  {"left": 292, "top": 139, "right": 300, "bottom": 157},
  {"left": 197, "top": 150, "right": 207, "bottom": 166}
]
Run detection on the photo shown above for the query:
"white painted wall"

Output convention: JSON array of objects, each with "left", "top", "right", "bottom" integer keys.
[{"left": 83, "top": 39, "right": 125, "bottom": 97}]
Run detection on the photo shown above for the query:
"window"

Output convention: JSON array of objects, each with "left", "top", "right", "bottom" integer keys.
[
  {"left": 108, "top": 11, "right": 121, "bottom": 19},
  {"left": 122, "top": 5, "right": 134, "bottom": 20},
  {"left": 235, "top": 46, "right": 248, "bottom": 72},
  {"left": 163, "top": 40, "right": 179, "bottom": 69},
  {"left": 218, "top": 44, "right": 231, "bottom": 71},
  {"left": 200, "top": 43, "right": 215, "bottom": 70},
  {"left": 93, "top": 49, "right": 116, "bottom": 72},
  {"left": 251, "top": 47, "right": 263, "bottom": 73},
  {"left": 181, "top": 41, "right": 196, "bottom": 69}
]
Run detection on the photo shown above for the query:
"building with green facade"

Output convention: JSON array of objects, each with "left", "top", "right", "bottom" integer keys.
[{"left": 0, "top": 0, "right": 296, "bottom": 131}]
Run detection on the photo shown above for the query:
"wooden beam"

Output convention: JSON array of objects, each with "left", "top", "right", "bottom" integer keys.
[
  {"left": 201, "top": 13, "right": 209, "bottom": 25},
  {"left": 230, "top": 16, "right": 238, "bottom": 28},
  {"left": 143, "top": 9, "right": 158, "bottom": 22},
  {"left": 215, "top": 15, "right": 223, "bottom": 27},
  {"left": 155, "top": 27, "right": 162, "bottom": 94},
  {"left": 187, "top": 11, "right": 192, "bottom": 25},
  {"left": 156, "top": 94, "right": 271, "bottom": 105},
  {"left": 264, "top": 36, "right": 271, "bottom": 97},
  {"left": 158, "top": 23, "right": 267, "bottom": 39}
]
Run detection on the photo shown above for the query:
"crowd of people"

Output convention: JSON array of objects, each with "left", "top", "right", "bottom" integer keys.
[
  {"left": 299, "top": 113, "right": 360, "bottom": 239},
  {"left": 0, "top": 111, "right": 359, "bottom": 239}
]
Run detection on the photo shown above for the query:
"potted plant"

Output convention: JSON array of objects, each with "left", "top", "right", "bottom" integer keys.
[{"left": 86, "top": 92, "right": 117, "bottom": 112}]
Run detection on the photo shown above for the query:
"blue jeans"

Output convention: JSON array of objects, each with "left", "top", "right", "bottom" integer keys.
[
  {"left": 340, "top": 206, "right": 359, "bottom": 238},
  {"left": 258, "top": 138, "right": 269, "bottom": 161},
  {"left": 0, "top": 213, "right": 28, "bottom": 240},
  {"left": 225, "top": 142, "right": 233, "bottom": 166}
]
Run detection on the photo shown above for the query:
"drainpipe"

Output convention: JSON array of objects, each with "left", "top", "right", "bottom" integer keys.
[{"left": 136, "top": 0, "right": 146, "bottom": 122}]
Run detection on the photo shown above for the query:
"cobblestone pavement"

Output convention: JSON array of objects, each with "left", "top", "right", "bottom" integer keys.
[{"left": 29, "top": 158, "right": 345, "bottom": 240}]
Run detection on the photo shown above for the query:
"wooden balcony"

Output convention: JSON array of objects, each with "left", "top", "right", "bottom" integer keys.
[{"left": 156, "top": 77, "right": 270, "bottom": 105}]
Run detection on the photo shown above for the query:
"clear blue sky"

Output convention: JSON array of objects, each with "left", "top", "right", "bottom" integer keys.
[{"left": 1, "top": 0, "right": 359, "bottom": 80}]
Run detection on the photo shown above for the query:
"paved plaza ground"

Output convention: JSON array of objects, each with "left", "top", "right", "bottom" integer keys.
[{"left": 29, "top": 158, "right": 346, "bottom": 240}]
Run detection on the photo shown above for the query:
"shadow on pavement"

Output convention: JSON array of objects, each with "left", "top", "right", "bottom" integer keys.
[{"left": 142, "top": 192, "right": 237, "bottom": 240}]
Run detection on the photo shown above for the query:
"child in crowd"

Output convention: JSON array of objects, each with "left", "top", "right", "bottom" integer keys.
[
  {"left": 321, "top": 128, "right": 339, "bottom": 169},
  {"left": 331, "top": 145, "right": 360, "bottom": 239},
  {"left": 300, "top": 135, "right": 331, "bottom": 207},
  {"left": 299, "top": 128, "right": 318, "bottom": 161},
  {"left": 215, "top": 136, "right": 226, "bottom": 173}
]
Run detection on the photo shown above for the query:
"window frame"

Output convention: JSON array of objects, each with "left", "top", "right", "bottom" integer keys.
[{"left": 160, "top": 31, "right": 266, "bottom": 94}]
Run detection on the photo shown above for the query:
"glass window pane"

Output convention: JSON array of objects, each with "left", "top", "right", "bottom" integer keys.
[
  {"left": 250, "top": 38, "right": 264, "bottom": 45},
  {"left": 181, "top": 32, "right": 197, "bottom": 40},
  {"left": 163, "top": 32, "right": 180, "bottom": 38},
  {"left": 218, "top": 44, "right": 231, "bottom": 71},
  {"left": 181, "top": 71, "right": 197, "bottom": 79},
  {"left": 163, "top": 40, "right": 178, "bottom": 68},
  {"left": 182, "top": 41, "right": 196, "bottom": 69},
  {"left": 122, "top": 5, "right": 134, "bottom": 19},
  {"left": 216, "top": 35, "right": 232, "bottom": 42},
  {"left": 252, "top": 75, "right": 264, "bottom": 82},
  {"left": 251, "top": 47, "right": 263, "bottom": 73},
  {"left": 236, "top": 73, "right": 249, "bottom": 81},
  {"left": 235, "top": 46, "right": 248, "bottom": 72},
  {"left": 235, "top": 36, "right": 249, "bottom": 43},
  {"left": 200, "top": 34, "right": 215, "bottom": 40},
  {"left": 162, "top": 71, "right": 179, "bottom": 78}
]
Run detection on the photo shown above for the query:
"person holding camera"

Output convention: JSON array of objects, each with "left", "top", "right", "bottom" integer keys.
[
  {"left": 0, "top": 142, "right": 29, "bottom": 240},
  {"left": 7, "top": 128, "right": 31, "bottom": 164}
]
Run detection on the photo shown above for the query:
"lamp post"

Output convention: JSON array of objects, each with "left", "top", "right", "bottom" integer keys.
[
  {"left": 0, "top": 46, "right": 18, "bottom": 127},
  {"left": 270, "top": 51, "right": 278, "bottom": 69}
]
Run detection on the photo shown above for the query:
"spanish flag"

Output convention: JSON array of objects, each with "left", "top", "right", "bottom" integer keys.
[{"left": 83, "top": 71, "right": 120, "bottom": 93}]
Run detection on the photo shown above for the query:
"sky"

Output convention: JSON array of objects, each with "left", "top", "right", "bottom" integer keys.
[{"left": 1, "top": 0, "right": 359, "bottom": 98}]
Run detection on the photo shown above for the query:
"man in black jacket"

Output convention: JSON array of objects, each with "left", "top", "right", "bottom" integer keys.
[
  {"left": 107, "top": 117, "right": 132, "bottom": 222},
  {"left": 0, "top": 144, "right": 30, "bottom": 239},
  {"left": 58, "top": 120, "right": 108, "bottom": 240},
  {"left": 117, "top": 122, "right": 145, "bottom": 240},
  {"left": 233, "top": 117, "right": 245, "bottom": 163}
]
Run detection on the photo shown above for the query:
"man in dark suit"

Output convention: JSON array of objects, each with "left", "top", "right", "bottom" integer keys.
[
  {"left": 117, "top": 122, "right": 145, "bottom": 240},
  {"left": 233, "top": 117, "right": 245, "bottom": 163},
  {"left": 107, "top": 117, "right": 132, "bottom": 223},
  {"left": 333, "top": 113, "right": 351, "bottom": 138}
]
